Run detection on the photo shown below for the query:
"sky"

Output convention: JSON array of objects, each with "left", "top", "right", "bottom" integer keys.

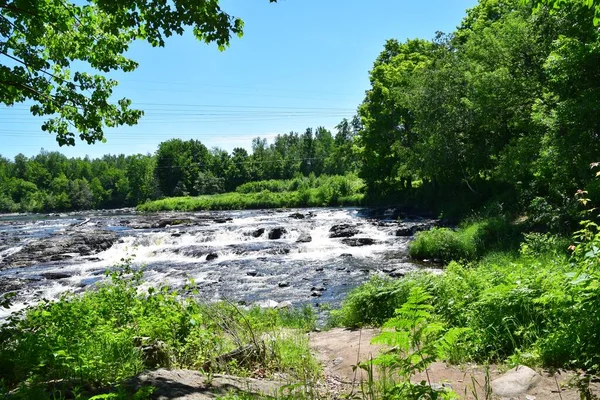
[{"left": 0, "top": 0, "right": 477, "bottom": 160}]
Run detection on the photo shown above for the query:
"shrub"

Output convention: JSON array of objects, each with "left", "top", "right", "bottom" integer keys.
[{"left": 0, "top": 265, "right": 320, "bottom": 398}]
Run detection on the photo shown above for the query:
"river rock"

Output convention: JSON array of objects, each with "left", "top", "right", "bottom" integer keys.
[
  {"left": 2, "top": 229, "right": 118, "bottom": 269},
  {"left": 329, "top": 224, "right": 359, "bottom": 238},
  {"left": 153, "top": 218, "right": 194, "bottom": 228},
  {"left": 246, "top": 269, "right": 258, "bottom": 277},
  {"left": 289, "top": 212, "right": 305, "bottom": 219},
  {"left": 250, "top": 228, "right": 265, "bottom": 238},
  {"left": 268, "top": 227, "right": 287, "bottom": 240},
  {"left": 275, "top": 301, "right": 292, "bottom": 309},
  {"left": 296, "top": 233, "right": 312, "bottom": 243},
  {"left": 491, "top": 365, "right": 541, "bottom": 398},
  {"left": 340, "top": 253, "right": 353, "bottom": 258},
  {"left": 395, "top": 221, "right": 437, "bottom": 236},
  {"left": 311, "top": 286, "right": 326, "bottom": 292},
  {"left": 214, "top": 217, "right": 233, "bottom": 224},
  {"left": 278, "top": 281, "right": 290, "bottom": 288},
  {"left": 41, "top": 272, "right": 72, "bottom": 280},
  {"left": 206, "top": 253, "right": 219, "bottom": 261},
  {"left": 311, "top": 291, "right": 322, "bottom": 297},
  {"left": 342, "top": 238, "right": 377, "bottom": 247}
]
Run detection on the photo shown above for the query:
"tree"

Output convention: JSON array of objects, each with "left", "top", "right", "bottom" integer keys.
[
  {"left": 1, "top": 0, "right": 276, "bottom": 145},
  {"left": 526, "top": 0, "right": 600, "bottom": 25}
]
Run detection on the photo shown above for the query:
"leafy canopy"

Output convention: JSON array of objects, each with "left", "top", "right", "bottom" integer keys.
[{"left": 0, "top": 0, "right": 276, "bottom": 146}]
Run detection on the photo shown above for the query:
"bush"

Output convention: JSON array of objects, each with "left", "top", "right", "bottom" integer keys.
[
  {"left": 409, "top": 218, "right": 521, "bottom": 263},
  {"left": 0, "top": 265, "right": 320, "bottom": 398}
]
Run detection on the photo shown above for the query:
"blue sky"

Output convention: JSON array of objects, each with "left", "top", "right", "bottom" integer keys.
[{"left": 1, "top": 0, "right": 477, "bottom": 160}]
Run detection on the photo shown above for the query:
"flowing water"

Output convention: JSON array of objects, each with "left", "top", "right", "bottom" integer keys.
[{"left": 0, "top": 207, "right": 437, "bottom": 319}]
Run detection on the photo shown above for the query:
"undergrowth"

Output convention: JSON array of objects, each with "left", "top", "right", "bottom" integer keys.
[
  {"left": 0, "top": 262, "right": 320, "bottom": 399},
  {"left": 138, "top": 174, "right": 364, "bottom": 212},
  {"left": 334, "top": 229, "right": 600, "bottom": 373}
]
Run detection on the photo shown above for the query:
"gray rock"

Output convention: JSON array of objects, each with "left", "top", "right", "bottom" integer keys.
[
  {"left": 275, "top": 301, "right": 292, "bottom": 309},
  {"left": 329, "top": 224, "right": 359, "bottom": 238},
  {"left": 296, "top": 233, "right": 312, "bottom": 243},
  {"left": 250, "top": 228, "right": 265, "bottom": 238},
  {"left": 41, "top": 272, "right": 72, "bottom": 280},
  {"left": 2, "top": 229, "right": 118, "bottom": 269},
  {"left": 491, "top": 365, "right": 541, "bottom": 398},
  {"left": 278, "top": 281, "right": 290, "bottom": 288},
  {"left": 268, "top": 227, "right": 287, "bottom": 240},
  {"left": 206, "top": 253, "right": 219, "bottom": 261},
  {"left": 289, "top": 212, "right": 305, "bottom": 219},
  {"left": 311, "top": 291, "right": 322, "bottom": 297},
  {"left": 311, "top": 286, "right": 326, "bottom": 292},
  {"left": 246, "top": 269, "right": 258, "bottom": 277},
  {"left": 342, "top": 238, "right": 377, "bottom": 247},
  {"left": 126, "top": 369, "right": 284, "bottom": 400}
]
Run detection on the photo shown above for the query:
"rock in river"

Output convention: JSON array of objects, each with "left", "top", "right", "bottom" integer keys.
[
  {"left": 2, "top": 229, "right": 118, "bottom": 269},
  {"left": 341, "top": 238, "right": 377, "bottom": 247},
  {"left": 329, "top": 224, "right": 359, "bottom": 238},
  {"left": 296, "top": 233, "right": 312, "bottom": 243},
  {"left": 268, "top": 227, "right": 287, "bottom": 240}
]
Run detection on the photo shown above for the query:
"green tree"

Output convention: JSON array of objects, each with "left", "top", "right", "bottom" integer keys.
[{"left": 1, "top": 0, "right": 276, "bottom": 145}]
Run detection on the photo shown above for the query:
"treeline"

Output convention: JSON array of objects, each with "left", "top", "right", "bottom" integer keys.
[
  {"left": 358, "top": 0, "right": 600, "bottom": 229},
  {"left": 0, "top": 119, "right": 360, "bottom": 212}
]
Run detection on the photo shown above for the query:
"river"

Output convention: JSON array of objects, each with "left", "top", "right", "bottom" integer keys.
[{"left": 0, "top": 207, "right": 438, "bottom": 319}]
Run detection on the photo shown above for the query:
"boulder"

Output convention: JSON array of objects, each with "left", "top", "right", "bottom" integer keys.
[
  {"left": 491, "top": 365, "right": 541, "bottom": 398},
  {"left": 311, "top": 291, "right": 322, "bottom": 297},
  {"left": 205, "top": 253, "right": 219, "bottom": 261},
  {"left": 289, "top": 212, "right": 305, "bottom": 219},
  {"left": 342, "top": 238, "right": 377, "bottom": 247},
  {"left": 296, "top": 233, "right": 312, "bottom": 243},
  {"left": 329, "top": 224, "right": 359, "bottom": 238},
  {"left": 214, "top": 217, "right": 233, "bottom": 224},
  {"left": 41, "top": 272, "right": 72, "bottom": 280},
  {"left": 246, "top": 269, "right": 258, "bottom": 277},
  {"left": 340, "top": 253, "right": 353, "bottom": 258},
  {"left": 278, "top": 281, "right": 290, "bottom": 288},
  {"left": 250, "top": 228, "right": 265, "bottom": 238},
  {"left": 268, "top": 227, "right": 287, "bottom": 240},
  {"left": 275, "top": 301, "right": 293, "bottom": 309}
]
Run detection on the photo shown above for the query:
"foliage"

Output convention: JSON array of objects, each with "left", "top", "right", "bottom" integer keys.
[
  {"left": 138, "top": 174, "right": 364, "bottom": 212},
  {"left": 0, "top": 263, "right": 320, "bottom": 399},
  {"left": 0, "top": 0, "right": 277, "bottom": 145},
  {"left": 360, "top": 287, "right": 459, "bottom": 399},
  {"left": 0, "top": 124, "right": 360, "bottom": 213},
  {"left": 409, "top": 218, "right": 522, "bottom": 263},
  {"left": 357, "top": 0, "right": 600, "bottom": 230}
]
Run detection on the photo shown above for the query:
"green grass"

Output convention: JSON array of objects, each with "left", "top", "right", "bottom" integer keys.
[
  {"left": 138, "top": 174, "right": 364, "bottom": 212},
  {"left": 0, "top": 265, "right": 320, "bottom": 399},
  {"left": 408, "top": 217, "right": 524, "bottom": 263},
  {"left": 333, "top": 229, "right": 600, "bottom": 373}
]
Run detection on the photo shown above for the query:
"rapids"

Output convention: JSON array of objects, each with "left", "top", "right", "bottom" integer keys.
[{"left": 0, "top": 208, "right": 438, "bottom": 319}]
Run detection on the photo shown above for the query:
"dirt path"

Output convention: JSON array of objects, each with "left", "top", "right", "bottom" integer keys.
[{"left": 308, "top": 328, "right": 600, "bottom": 399}]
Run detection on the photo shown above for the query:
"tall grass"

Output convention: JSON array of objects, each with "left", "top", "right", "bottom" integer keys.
[
  {"left": 138, "top": 174, "right": 364, "bottom": 212},
  {"left": 0, "top": 265, "right": 320, "bottom": 399},
  {"left": 409, "top": 218, "right": 524, "bottom": 263},
  {"left": 333, "top": 230, "right": 600, "bottom": 373}
]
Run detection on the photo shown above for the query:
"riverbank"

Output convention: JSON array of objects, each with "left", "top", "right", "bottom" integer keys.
[{"left": 137, "top": 175, "right": 365, "bottom": 212}]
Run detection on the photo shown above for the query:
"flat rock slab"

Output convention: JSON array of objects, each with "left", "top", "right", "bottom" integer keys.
[
  {"left": 491, "top": 366, "right": 541, "bottom": 397},
  {"left": 128, "top": 369, "right": 284, "bottom": 400}
]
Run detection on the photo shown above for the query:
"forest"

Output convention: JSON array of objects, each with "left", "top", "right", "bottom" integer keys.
[{"left": 0, "top": 117, "right": 360, "bottom": 212}]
